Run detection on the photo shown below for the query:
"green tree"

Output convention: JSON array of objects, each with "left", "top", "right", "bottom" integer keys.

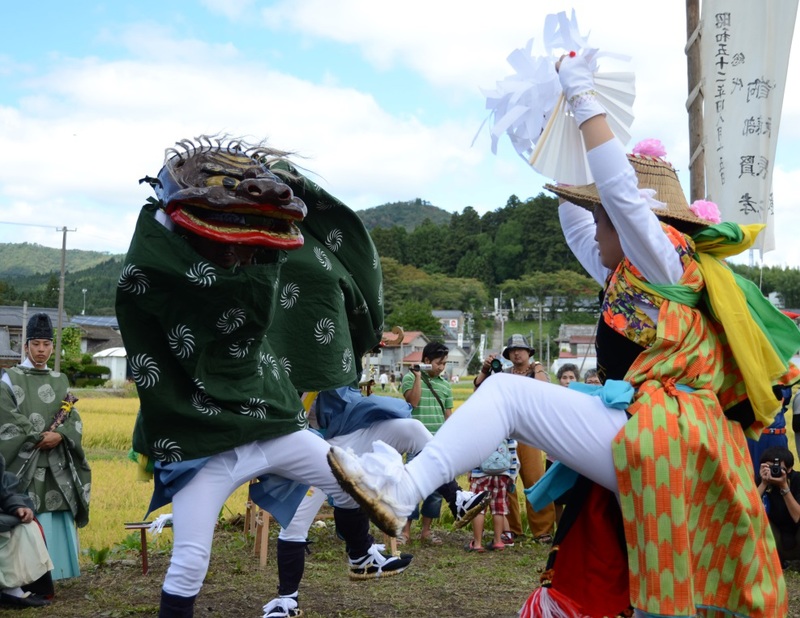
[{"left": 386, "top": 300, "right": 444, "bottom": 340}]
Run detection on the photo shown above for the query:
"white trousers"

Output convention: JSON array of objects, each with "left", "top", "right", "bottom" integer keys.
[
  {"left": 280, "top": 418, "right": 433, "bottom": 542},
  {"left": 406, "top": 373, "right": 629, "bottom": 499},
  {"left": 164, "top": 430, "right": 360, "bottom": 597}
]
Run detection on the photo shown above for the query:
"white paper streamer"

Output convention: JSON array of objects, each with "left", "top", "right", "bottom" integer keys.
[{"left": 475, "top": 10, "right": 636, "bottom": 184}]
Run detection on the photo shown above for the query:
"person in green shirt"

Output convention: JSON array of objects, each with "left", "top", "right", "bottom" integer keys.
[{"left": 399, "top": 342, "right": 452, "bottom": 545}]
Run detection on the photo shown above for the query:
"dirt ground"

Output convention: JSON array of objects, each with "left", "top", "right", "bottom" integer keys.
[{"left": 17, "top": 516, "right": 800, "bottom": 618}]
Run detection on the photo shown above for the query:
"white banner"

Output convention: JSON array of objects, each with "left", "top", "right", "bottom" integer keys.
[{"left": 701, "top": 0, "right": 798, "bottom": 254}]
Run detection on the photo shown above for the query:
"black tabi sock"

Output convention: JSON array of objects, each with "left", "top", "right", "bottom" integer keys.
[
  {"left": 333, "top": 506, "right": 373, "bottom": 559},
  {"left": 277, "top": 539, "right": 308, "bottom": 598},
  {"left": 158, "top": 590, "right": 196, "bottom": 618}
]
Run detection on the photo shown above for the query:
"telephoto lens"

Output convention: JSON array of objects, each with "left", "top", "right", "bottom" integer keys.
[{"left": 490, "top": 358, "right": 504, "bottom": 374}]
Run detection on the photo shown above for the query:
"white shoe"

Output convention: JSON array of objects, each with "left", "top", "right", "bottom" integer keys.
[
  {"left": 327, "top": 441, "right": 416, "bottom": 537},
  {"left": 262, "top": 594, "right": 303, "bottom": 617},
  {"left": 453, "top": 489, "right": 490, "bottom": 530}
]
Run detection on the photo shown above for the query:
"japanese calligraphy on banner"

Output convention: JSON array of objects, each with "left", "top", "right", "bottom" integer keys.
[{"left": 701, "top": 0, "right": 798, "bottom": 254}]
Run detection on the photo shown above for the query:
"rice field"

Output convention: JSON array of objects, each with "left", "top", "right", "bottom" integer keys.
[{"left": 76, "top": 395, "right": 249, "bottom": 557}]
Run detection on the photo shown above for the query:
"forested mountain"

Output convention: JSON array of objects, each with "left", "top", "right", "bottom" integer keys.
[
  {"left": 2, "top": 195, "right": 800, "bottom": 321},
  {"left": 0, "top": 243, "right": 123, "bottom": 276},
  {"left": 356, "top": 198, "right": 452, "bottom": 231}
]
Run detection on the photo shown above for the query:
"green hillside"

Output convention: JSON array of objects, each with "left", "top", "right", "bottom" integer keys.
[
  {"left": 356, "top": 199, "right": 452, "bottom": 231},
  {"left": 0, "top": 243, "right": 124, "bottom": 277}
]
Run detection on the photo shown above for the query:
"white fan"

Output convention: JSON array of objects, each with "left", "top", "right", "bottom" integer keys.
[
  {"left": 529, "top": 70, "right": 635, "bottom": 184},
  {"left": 476, "top": 10, "right": 636, "bottom": 185}
]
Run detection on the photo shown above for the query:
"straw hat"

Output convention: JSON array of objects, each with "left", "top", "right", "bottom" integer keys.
[{"left": 545, "top": 146, "right": 718, "bottom": 228}]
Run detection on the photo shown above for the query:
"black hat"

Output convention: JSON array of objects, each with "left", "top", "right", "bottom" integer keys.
[
  {"left": 26, "top": 313, "right": 54, "bottom": 342},
  {"left": 502, "top": 334, "right": 534, "bottom": 360}
]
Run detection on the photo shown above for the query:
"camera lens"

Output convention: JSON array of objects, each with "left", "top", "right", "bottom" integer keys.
[{"left": 490, "top": 358, "right": 503, "bottom": 373}]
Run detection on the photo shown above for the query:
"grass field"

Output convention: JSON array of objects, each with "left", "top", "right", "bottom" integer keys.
[{"left": 31, "top": 385, "right": 800, "bottom": 616}]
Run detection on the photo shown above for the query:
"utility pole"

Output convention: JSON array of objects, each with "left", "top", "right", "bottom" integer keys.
[{"left": 54, "top": 226, "right": 77, "bottom": 373}]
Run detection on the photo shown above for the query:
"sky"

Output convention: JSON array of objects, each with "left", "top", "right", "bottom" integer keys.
[{"left": 1, "top": 1, "right": 799, "bottom": 269}]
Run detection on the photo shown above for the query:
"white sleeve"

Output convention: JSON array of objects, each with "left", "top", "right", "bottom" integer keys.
[
  {"left": 558, "top": 201, "right": 609, "bottom": 285},
  {"left": 587, "top": 140, "right": 684, "bottom": 284}
]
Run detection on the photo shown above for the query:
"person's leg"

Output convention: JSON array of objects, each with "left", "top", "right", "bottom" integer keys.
[
  {"left": 516, "top": 442, "right": 555, "bottom": 539},
  {"left": 419, "top": 492, "right": 443, "bottom": 543},
  {"left": 471, "top": 512, "right": 485, "bottom": 550},
  {"left": 329, "top": 374, "right": 628, "bottom": 530},
  {"left": 330, "top": 419, "right": 432, "bottom": 457},
  {"left": 161, "top": 451, "right": 242, "bottom": 616}
]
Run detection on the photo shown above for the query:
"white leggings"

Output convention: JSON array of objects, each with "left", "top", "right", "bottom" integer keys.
[
  {"left": 164, "top": 430, "right": 359, "bottom": 597},
  {"left": 280, "top": 418, "right": 433, "bottom": 542},
  {"left": 406, "top": 373, "right": 629, "bottom": 500}
]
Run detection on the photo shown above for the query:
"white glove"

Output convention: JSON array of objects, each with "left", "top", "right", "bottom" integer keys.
[{"left": 557, "top": 54, "right": 605, "bottom": 127}]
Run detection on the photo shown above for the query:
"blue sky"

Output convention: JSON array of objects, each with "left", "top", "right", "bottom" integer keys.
[{"left": 1, "top": 1, "right": 799, "bottom": 268}]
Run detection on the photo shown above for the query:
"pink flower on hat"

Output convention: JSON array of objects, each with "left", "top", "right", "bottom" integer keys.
[
  {"left": 632, "top": 139, "right": 667, "bottom": 158},
  {"left": 689, "top": 199, "right": 722, "bottom": 224}
]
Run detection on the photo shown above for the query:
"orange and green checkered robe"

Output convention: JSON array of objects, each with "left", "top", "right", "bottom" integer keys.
[{"left": 607, "top": 229, "right": 791, "bottom": 616}]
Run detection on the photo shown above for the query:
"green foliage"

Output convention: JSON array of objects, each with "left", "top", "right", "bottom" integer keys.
[
  {"left": 357, "top": 198, "right": 452, "bottom": 231},
  {"left": 0, "top": 243, "right": 123, "bottom": 276},
  {"left": 85, "top": 546, "right": 111, "bottom": 567},
  {"left": 386, "top": 300, "right": 444, "bottom": 339}
]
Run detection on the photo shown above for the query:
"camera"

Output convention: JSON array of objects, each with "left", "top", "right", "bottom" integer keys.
[
  {"left": 771, "top": 458, "right": 784, "bottom": 478},
  {"left": 413, "top": 363, "right": 433, "bottom": 372},
  {"left": 489, "top": 358, "right": 504, "bottom": 374}
]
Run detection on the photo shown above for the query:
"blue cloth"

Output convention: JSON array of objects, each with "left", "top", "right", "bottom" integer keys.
[
  {"left": 316, "top": 386, "right": 412, "bottom": 439},
  {"left": 747, "top": 386, "right": 791, "bottom": 478},
  {"left": 525, "top": 380, "right": 635, "bottom": 510},
  {"left": 38, "top": 511, "right": 80, "bottom": 580}
]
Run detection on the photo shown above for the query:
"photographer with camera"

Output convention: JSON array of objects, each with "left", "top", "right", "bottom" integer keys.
[
  {"left": 473, "top": 335, "right": 555, "bottom": 545},
  {"left": 757, "top": 446, "right": 800, "bottom": 566}
]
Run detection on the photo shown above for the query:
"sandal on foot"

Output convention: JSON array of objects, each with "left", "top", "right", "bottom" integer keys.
[
  {"left": 464, "top": 540, "right": 485, "bottom": 553},
  {"left": 534, "top": 534, "right": 553, "bottom": 544},
  {"left": 485, "top": 541, "right": 505, "bottom": 551}
]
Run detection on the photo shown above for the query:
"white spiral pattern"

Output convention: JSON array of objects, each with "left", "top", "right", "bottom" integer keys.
[
  {"left": 186, "top": 262, "right": 217, "bottom": 287},
  {"left": 295, "top": 408, "right": 308, "bottom": 428},
  {"left": 325, "top": 229, "right": 343, "bottom": 252},
  {"left": 130, "top": 354, "right": 160, "bottom": 388},
  {"left": 168, "top": 324, "right": 195, "bottom": 359},
  {"left": 265, "top": 354, "right": 281, "bottom": 380},
  {"left": 314, "top": 318, "right": 335, "bottom": 345},
  {"left": 193, "top": 378, "right": 205, "bottom": 391},
  {"left": 119, "top": 264, "right": 150, "bottom": 295},
  {"left": 352, "top": 301, "right": 369, "bottom": 316},
  {"left": 280, "top": 357, "right": 292, "bottom": 375},
  {"left": 377, "top": 283, "right": 383, "bottom": 307},
  {"left": 279, "top": 283, "right": 300, "bottom": 309},
  {"left": 314, "top": 247, "right": 332, "bottom": 271},
  {"left": 75, "top": 420, "right": 83, "bottom": 435},
  {"left": 191, "top": 391, "right": 222, "bottom": 416},
  {"left": 229, "top": 338, "right": 254, "bottom": 359},
  {"left": 372, "top": 247, "right": 379, "bottom": 269},
  {"left": 217, "top": 308, "right": 246, "bottom": 334},
  {"left": 342, "top": 348, "right": 353, "bottom": 373},
  {"left": 152, "top": 438, "right": 183, "bottom": 462},
  {"left": 28, "top": 493, "right": 40, "bottom": 512},
  {"left": 240, "top": 398, "right": 268, "bottom": 420}
]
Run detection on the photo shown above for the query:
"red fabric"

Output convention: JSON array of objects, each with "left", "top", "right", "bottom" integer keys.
[{"left": 549, "top": 484, "right": 630, "bottom": 617}]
